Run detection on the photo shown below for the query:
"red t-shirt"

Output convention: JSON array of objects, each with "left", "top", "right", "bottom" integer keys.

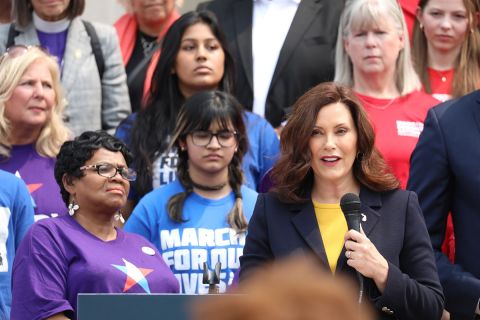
[
  {"left": 427, "top": 68, "right": 454, "bottom": 102},
  {"left": 356, "top": 91, "right": 440, "bottom": 189}
]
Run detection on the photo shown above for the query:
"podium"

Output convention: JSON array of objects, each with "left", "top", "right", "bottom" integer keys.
[{"left": 77, "top": 294, "right": 199, "bottom": 320}]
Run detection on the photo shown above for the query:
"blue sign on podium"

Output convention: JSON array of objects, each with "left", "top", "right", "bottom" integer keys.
[{"left": 77, "top": 294, "right": 199, "bottom": 320}]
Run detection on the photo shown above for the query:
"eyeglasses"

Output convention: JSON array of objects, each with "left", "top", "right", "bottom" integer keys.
[
  {"left": 0, "top": 45, "right": 50, "bottom": 64},
  {"left": 191, "top": 130, "right": 238, "bottom": 148},
  {"left": 79, "top": 163, "right": 137, "bottom": 181}
]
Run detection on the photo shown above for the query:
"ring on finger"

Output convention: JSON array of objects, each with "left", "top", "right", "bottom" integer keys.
[{"left": 346, "top": 251, "right": 351, "bottom": 259}]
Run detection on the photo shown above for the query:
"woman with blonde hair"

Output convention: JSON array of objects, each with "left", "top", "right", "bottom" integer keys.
[
  {"left": 0, "top": 45, "right": 70, "bottom": 219},
  {"left": 0, "top": 0, "right": 131, "bottom": 136},
  {"left": 413, "top": 0, "right": 480, "bottom": 102},
  {"left": 335, "top": 0, "right": 439, "bottom": 189}
]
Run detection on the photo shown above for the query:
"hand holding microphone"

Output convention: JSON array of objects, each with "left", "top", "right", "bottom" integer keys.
[
  {"left": 340, "top": 193, "right": 389, "bottom": 296},
  {"left": 344, "top": 227, "right": 389, "bottom": 293}
]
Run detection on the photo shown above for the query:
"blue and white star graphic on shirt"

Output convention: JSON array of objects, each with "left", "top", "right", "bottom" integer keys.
[{"left": 112, "top": 258, "right": 153, "bottom": 293}]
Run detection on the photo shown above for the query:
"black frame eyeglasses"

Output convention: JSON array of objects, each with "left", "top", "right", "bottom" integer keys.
[
  {"left": 190, "top": 130, "right": 238, "bottom": 148},
  {"left": 79, "top": 163, "right": 137, "bottom": 181}
]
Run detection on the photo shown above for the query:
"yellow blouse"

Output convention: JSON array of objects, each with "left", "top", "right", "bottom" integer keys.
[{"left": 313, "top": 201, "right": 348, "bottom": 273}]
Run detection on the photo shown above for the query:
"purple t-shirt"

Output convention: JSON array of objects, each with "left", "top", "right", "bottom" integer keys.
[
  {"left": 37, "top": 29, "right": 68, "bottom": 70},
  {"left": 0, "top": 144, "right": 67, "bottom": 220},
  {"left": 11, "top": 216, "right": 179, "bottom": 320}
]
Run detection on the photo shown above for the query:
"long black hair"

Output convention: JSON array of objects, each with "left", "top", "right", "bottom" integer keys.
[{"left": 129, "top": 10, "right": 235, "bottom": 201}]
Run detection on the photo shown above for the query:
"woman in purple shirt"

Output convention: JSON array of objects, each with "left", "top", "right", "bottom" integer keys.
[
  {"left": 11, "top": 131, "right": 179, "bottom": 320},
  {"left": 0, "top": 45, "right": 70, "bottom": 220}
]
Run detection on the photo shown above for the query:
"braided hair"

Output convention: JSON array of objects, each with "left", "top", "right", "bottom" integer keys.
[{"left": 167, "top": 91, "right": 248, "bottom": 232}]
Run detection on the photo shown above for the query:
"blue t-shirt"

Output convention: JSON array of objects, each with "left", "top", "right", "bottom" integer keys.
[
  {"left": 124, "top": 180, "right": 258, "bottom": 294},
  {"left": 115, "top": 111, "right": 279, "bottom": 193},
  {"left": 0, "top": 170, "right": 34, "bottom": 319}
]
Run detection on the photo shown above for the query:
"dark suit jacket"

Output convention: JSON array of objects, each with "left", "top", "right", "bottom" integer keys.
[
  {"left": 240, "top": 187, "right": 443, "bottom": 320},
  {"left": 197, "top": 0, "right": 344, "bottom": 127},
  {"left": 408, "top": 91, "right": 480, "bottom": 320}
]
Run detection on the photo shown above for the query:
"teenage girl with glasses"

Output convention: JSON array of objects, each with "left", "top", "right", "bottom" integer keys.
[{"left": 125, "top": 91, "right": 258, "bottom": 294}]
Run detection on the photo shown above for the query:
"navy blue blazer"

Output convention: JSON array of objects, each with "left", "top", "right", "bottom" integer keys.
[
  {"left": 240, "top": 187, "right": 443, "bottom": 320},
  {"left": 408, "top": 90, "right": 480, "bottom": 319}
]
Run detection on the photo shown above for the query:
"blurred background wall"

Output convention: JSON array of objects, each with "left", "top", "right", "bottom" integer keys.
[{"left": 82, "top": 0, "right": 204, "bottom": 24}]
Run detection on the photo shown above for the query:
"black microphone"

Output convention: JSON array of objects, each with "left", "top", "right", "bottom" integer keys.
[
  {"left": 340, "top": 193, "right": 364, "bottom": 304},
  {"left": 340, "top": 193, "right": 362, "bottom": 232}
]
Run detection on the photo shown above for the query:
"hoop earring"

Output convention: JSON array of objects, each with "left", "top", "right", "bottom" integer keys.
[{"left": 68, "top": 200, "right": 79, "bottom": 216}]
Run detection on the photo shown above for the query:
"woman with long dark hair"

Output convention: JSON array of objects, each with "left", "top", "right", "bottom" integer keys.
[{"left": 115, "top": 11, "right": 278, "bottom": 213}]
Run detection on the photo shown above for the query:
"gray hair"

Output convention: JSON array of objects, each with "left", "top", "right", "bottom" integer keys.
[{"left": 334, "top": 0, "right": 421, "bottom": 95}]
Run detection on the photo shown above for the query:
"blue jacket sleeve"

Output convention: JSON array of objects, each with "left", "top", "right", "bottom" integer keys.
[
  {"left": 242, "top": 113, "right": 280, "bottom": 191},
  {"left": 408, "top": 107, "right": 480, "bottom": 318},
  {"left": 239, "top": 194, "right": 273, "bottom": 279},
  {"left": 375, "top": 192, "right": 444, "bottom": 320},
  {"left": 12, "top": 178, "right": 34, "bottom": 250}
]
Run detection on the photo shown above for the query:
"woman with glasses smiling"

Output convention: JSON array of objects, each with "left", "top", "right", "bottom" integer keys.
[
  {"left": 10, "top": 131, "right": 179, "bottom": 320},
  {"left": 125, "top": 91, "right": 258, "bottom": 294}
]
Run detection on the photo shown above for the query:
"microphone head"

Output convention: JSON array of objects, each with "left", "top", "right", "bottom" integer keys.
[
  {"left": 340, "top": 193, "right": 361, "bottom": 213},
  {"left": 340, "top": 193, "right": 361, "bottom": 231}
]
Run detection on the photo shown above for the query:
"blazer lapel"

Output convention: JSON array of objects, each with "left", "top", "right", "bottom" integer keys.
[
  {"left": 61, "top": 19, "right": 91, "bottom": 93},
  {"left": 233, "top": 0, "right": 254, "bottom": 91},
  {"left": 270, "top": 0, "right": 320, "bottom": 89},
  {"left": 290, "top": 201, "right": 329, "bottom": 266},
  {"left": 358, "top": 187, "right": 381, "bottom": 237},
  {"left": 14, "top": 23, "right": 41, "bottom": 46}
]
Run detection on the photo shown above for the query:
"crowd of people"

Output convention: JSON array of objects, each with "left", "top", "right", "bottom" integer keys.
[{"left": 1, "top": 0, "right": 480, "bottom": 319}]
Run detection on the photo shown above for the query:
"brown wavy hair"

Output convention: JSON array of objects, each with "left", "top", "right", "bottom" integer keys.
[{"left": 271, "top": 82, "right": 399, "bottom": 203}]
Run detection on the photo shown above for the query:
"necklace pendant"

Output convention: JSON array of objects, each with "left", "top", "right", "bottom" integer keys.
[{"left": 441, "top": 76, "right": 447, "bottom": 83}]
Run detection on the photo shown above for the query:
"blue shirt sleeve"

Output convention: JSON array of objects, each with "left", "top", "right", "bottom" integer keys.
[{"left": 12, "top": 178, "right": 34, "bottom": 249}]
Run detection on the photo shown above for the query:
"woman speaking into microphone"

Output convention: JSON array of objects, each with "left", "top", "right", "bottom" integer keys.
[{"left": 239, "top": 82, "right": 443, "bottom": 320}]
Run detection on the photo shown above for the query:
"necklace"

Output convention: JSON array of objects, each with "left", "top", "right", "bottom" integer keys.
[
  {"left": 434, "top": 70, "right": 448, "bottom": 83},
  {"left": 140, "top": 36, "right": 157, "bottom": 57},
  {"left": 191, "top": 180, "right": 228, "bottom": 191},
  {"left": 362, "top": 96, "right": 398, "bottom": 110},
  {"left": 430, "top": 68, "right": 453, "bottom": 83},
  {"left": 374, "top": 97, "right": 397, "bottom": 109}
]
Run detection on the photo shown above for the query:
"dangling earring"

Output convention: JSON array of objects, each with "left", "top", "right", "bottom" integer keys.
[
  {"left": 115, "top": 211, "right": 125, "bottom": 224},
  {"left": 419, "top": 23, "right": 424, "bottom": 30},
  {"left": 68, "top": 200, "right": 79, "bottom": 216}
]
